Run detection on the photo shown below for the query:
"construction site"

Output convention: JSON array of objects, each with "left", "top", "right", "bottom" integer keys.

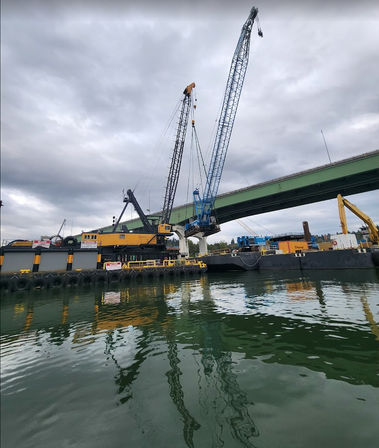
[{"left": 1, "top": 6, "right": 378, "bottom": 284}]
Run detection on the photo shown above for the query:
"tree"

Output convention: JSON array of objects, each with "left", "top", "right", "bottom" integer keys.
[{"left": 188, "top": 240, "right": 199, "bottom": 257}]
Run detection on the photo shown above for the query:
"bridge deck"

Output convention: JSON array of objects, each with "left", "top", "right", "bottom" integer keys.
[{"left": 101, "top": 149, "right": 379, "bottom": 231}]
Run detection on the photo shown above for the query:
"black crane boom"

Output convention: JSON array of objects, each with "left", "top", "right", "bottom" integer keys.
[
  {"left": 161, "top": 82, "right": 195, "bottom": 224},
  {"left": 112, "top": 189, "right": 154, "bottom": 233}
]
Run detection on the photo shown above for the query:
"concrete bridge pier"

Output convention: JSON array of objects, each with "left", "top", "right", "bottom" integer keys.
[
  {"left": 173, "top": 225, "right": 189, "bottom": 258},
  {"left": 193, "top": 233, "right": 208, "bottom": 256}
]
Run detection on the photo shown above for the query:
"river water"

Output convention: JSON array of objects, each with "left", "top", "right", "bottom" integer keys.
[{"left": 1, "top": 269, "right": 379, "bottom": 448}]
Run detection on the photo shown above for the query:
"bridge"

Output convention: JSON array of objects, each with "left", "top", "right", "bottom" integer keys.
[{"left": 104, "top": 149, "right": 379, "bottom": 232}]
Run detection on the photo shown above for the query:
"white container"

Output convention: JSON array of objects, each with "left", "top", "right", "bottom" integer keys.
[{"left": 330, "top": 233, "right": 358, "bottom": 250}]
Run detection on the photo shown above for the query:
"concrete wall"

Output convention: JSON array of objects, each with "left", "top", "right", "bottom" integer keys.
[
  {"left": 72, "top": 252, "right": 97, "bottom": 270},
  {"left": 2, "top": 252, "right": 35, "bottom": 273},
  {"left": 39, "top": 252, "right": 67, "bottom": 272},
  {"left": 1, "top": 250, "right": 98, "bottom": 273}
]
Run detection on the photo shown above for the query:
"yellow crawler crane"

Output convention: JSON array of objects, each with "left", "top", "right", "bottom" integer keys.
[
  {"left": 337, "top": 194, "right": 379, "bottom": 244},
  {"left": 82, "top": 224, "right": 172, "bottom": 248},
  {"left": 82, "top": 189, "right": 174, "bottom": 262}
]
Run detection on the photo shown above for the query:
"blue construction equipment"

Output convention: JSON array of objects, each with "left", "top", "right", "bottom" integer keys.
[
  {"left": 185, "top": 6, "right": 262, "bottom": 237},
  {"left": 237, "top": 235, "right": 271, "bottom": 249}
]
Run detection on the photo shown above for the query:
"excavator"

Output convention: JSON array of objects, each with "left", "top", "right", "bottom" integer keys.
[{"left": 337, "top": 194, "right": 379, "bottom": 244}]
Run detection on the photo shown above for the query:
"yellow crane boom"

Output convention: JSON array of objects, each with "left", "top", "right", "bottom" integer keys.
[{"left": 337, "top": 194, "right": 379, "bottom": 243}]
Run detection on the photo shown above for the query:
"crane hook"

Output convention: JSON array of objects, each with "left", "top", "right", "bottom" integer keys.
[{"left": 256, "top": 15, "right": 263, "bottom": 37}]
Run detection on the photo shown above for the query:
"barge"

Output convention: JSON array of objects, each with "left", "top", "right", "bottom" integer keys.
[
  {"left": 200, "top": 248, "right": 379, "bottom": 271},
  {"left": 0, "top": 259, "right": 207, "bottom": 293}
]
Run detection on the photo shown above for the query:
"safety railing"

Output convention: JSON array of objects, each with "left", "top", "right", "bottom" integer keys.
[{"left": 120, "top": 259, "right": 206, "bottom": 270}]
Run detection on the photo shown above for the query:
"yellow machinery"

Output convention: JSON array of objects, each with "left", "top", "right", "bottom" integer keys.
[
  {"left": 7, "top": 240, "right": 33, "bottom": 247},
  {"left": 278, "top": 240, "right": 309, "bottom": 254},
  {"left": 82, "top": 188, "right": 175, "bottom": 262},
  {"left": 80, "top": 81, "right": 197, "bottom": 260},
  {"left": 82, "top": 224, "right": 172, "bottom": 248},
  {"left": 120, "top": 258, "right": 207, "bottom": 270},
  {"left": 337, "top": 194, "right": 379, "bottom": 244}
]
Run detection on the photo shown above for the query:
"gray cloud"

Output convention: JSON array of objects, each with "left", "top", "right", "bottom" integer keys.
[
  {"left": 1, "top": 0, "right": 378, "bottom": 242},
  {"left": 3, "top": 1, "right": 379, "bottom": 20}
]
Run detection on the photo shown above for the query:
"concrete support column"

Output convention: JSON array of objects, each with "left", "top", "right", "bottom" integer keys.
[
  {"left": 173, "top": 225, "right": 189, "bottom": 258},
  {"left": 194, "top": 233, "right": 208, "bottom": 256}
]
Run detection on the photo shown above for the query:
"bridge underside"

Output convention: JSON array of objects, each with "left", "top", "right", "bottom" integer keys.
[
  {"left": 212, "top": 167, "right": 379, "bottom": 224},
  {"left": 97, "top": 150, "right": 379, "bottom": 233}
]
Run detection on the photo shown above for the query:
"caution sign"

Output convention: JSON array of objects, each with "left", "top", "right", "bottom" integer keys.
[
  {"left": 104, "top": 262, "right": 122, "bottom": 271},
  {"left": 32, "top": 240, "right": 51, "bottom": 248},
  {"left": 81, "top": 240, "right": 98, "bottom": 249}
]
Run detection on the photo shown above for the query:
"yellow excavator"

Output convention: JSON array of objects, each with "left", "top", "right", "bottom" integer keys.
[{"left": 337, "top": 194, "right": 379, "bottom": 244}]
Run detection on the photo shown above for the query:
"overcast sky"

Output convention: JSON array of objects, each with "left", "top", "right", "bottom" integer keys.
[{"left": 1, "top": 0, "right": 379, "bottom": 244}]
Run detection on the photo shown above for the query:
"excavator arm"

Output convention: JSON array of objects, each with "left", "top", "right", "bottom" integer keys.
[{"left": 337, "top": 194, "right": 379, "bottom": 243}]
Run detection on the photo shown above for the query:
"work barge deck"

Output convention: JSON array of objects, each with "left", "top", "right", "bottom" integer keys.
[
  {"left": 201, "top": 247, "right": 379, "bottom": 271},
  {"left": 0, "top": 261, "right": 207, "bottom": 294},
  {"left": 2, "top": 247, "right": 379, "bottom": 294}
]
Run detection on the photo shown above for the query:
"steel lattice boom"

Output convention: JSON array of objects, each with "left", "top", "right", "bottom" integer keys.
[
  {"left": 161, "top": 83, "right": 195, "bottom": 224},
  {"left": 186, "top": 7, "right": 261, "bottom": 237}
]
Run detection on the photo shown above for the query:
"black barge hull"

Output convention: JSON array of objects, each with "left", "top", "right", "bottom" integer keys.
[
  {"left": 201, "top": 248, "right": 378, "bottom": 272},
  {"left": 0, "top": 264, "right": 206, "bottom": 294}
]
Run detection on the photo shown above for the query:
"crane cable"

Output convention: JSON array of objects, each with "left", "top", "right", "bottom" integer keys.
[
  {"left": 193, "top": 126, "right": 207, "bottom": 192},
  {"left": 185, "top": 89, "right": 201, "bottom": 216},
  {"left": 189, "top": 87, "right": 208, "bottom": 195},
  {"left": 185, "top": 119, "right": 195, "bottom": 218},
  {"left": 186, "top": 123, "right": 194, "bottom": 204},
  {"left": 133, "top": 98, "right": 182, "bottom": 196}
]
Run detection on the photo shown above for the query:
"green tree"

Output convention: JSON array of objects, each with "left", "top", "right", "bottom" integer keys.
[{"left": 188, "top": 240, "right": 199, "bottom": 257}]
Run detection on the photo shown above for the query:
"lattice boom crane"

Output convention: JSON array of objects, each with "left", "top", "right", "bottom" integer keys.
[
  {"left": 161, "top": 82, "right": 195, "bottom": 224},
  {"left": 185, "top": 7, "right": 262, "bottom": 237}
]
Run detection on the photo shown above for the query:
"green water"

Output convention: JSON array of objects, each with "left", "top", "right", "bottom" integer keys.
[{"left": 1, "top": 270, "right": 379, "bottom": 448}]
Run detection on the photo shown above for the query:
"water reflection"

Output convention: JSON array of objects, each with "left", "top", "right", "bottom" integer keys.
[
  {"left": 1, "top": 270, "right": 379, "bottom": 447},
  {"left": 361, "top": 296, "right": 379, "bottom": 341},
  {"left": 2, "top": 273, "right": 378, "bottom": 382},
  {"left": 165, "top": 331, "right": 201, "bottom": 448}
]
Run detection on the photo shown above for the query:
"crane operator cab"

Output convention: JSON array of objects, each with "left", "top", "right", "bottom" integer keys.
[{"left": 157, "top": 224, "right": 172, "bottom": 235}]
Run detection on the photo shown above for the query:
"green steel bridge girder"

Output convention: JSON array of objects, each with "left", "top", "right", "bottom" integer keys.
[{"left": 108, "top": 149, "right": 379, "bottom": 232}]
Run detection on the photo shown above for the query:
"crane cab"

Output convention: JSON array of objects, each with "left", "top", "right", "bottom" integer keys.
[{"left": 157, "top": 224, "right": 172, "bottom": 235}]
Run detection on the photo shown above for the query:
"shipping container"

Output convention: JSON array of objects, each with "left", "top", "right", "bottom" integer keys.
[
  {"left": 330, "top": 234, "right": 358, "bottom": 250},
  {"left": 278, "top": 240, "right": 309, "bottom": 254}
]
